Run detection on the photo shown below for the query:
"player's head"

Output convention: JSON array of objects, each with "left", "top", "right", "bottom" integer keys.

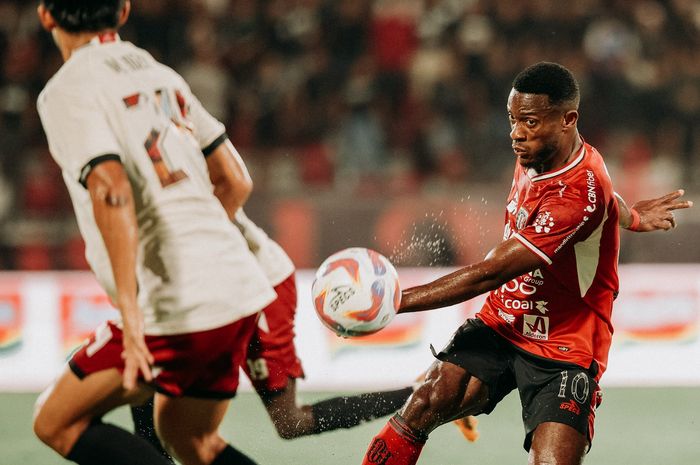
[
  {"left": 38, "top": 0, "right": 130, "bottom": 34},
  {"left": 507, "top": 62, "right": 580, "bottom": 172}
]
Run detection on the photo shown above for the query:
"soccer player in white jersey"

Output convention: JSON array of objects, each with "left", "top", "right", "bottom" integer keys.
[
  {"left": 33, "top": 1, "right": 275, "bottom": 464},
  {"left": 131, "top": 208, "right": 426, "bottom": 461}
]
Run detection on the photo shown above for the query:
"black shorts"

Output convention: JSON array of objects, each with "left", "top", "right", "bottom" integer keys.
[{"left": 434, "top": 318, "right": 601, "bottom": 451}]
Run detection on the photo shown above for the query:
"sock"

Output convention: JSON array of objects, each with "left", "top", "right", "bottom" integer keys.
[
  {"left": 311, "top": 387, "right": 413, "bottom": 434},
  {"left": 66, "top": 419, "right": 174, "bottom": 465},
  {"left": 361, "top": 415, "right": 426, "bottom": 465},
  {"left": 130, "top": 398, "right": 174, "bottom": 463},
  {"left": 210, "top": 444, "right": 258, "bottom": 465}
]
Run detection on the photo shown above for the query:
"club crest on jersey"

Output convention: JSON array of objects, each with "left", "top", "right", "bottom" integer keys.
[
  {"left": 515, "top": 207, "right": 529, "bottom": 231},
  {"left": 534, "top": 211, "right": 555, "bottom": 233},
  {"left": 523, "top": 315, "right": 549, "bottom": 340}
]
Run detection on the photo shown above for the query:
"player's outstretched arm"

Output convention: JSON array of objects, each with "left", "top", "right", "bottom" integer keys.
[
  {"left": 87, "top": 160, "right": 153, "bottom": 390},
  {"left": 205, "top": 139, "right": 253, "bottom": 219},
  {"left": 616, "top": 190, "right": 693, "bottom": 232},
  {"left": 399, "top": 238, "right": 542, "bottom": 313}
]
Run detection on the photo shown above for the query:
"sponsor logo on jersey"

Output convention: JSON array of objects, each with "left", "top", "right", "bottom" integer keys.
[
  {"left": 558, "top": 346, "right": 570, "bottom": 352},
  {"left": 559, "top": 399, "right": 581, "bottom": 415},
  {"left": 503, "top": 299, "right": 545, "bottom": 313},
  {"left": 533, "top": 210, "right": 555, "bottom": 233},
  {"left": 584, "top": 170, "right": 597, "bottom": 213},
  {"left": 523, "top": 314, "right": 549, "bottom": 340},
  {"left": 367, "top": 438, "right": 393, "bottom": 464},
  {"left": 500, "top": 278, "right": 538, "bottom": 296},
  {"left": 535, "top": 300, "right": 549, "bottom": 314},
  {"left": 506, "top": 193, "right": 518, "bottom": 214},
  {"left": 498, "top": 309, "right": 516, "bottom": 324},
  {"left": 515, "top": 206, "right": 529, "bottom": 231},
  {"left": 503, "top": 223, "right": 512, "bottom": 240}
]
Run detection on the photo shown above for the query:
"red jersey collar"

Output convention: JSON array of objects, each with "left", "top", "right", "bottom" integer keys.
[{"left": 88, "top": 32, "right": 121, "bottom": 46}]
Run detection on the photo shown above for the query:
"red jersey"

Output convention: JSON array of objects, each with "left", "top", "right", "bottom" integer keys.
[{"left": 478, "top": 140, "right": 619, "bottom": 378}]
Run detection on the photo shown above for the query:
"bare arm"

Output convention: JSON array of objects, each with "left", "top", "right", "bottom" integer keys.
[
  {"left": 400, "top": 238, "right": 542, "bottom": 313},
  {"left": 616, "top": 189, "right": 693, "bottom": 232},
  {"left": 205, "top": 138, "right": 253, "bottom": 219},
  {"left": 86, "top": 160, "right": 153, "bottom": 390}
]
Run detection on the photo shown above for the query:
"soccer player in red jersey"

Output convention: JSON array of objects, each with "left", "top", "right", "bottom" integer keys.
[{"left": 360, "top": 62, "right": 693, "bottom": 465}]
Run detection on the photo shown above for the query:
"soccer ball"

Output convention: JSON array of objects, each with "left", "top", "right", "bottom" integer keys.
[{"left": 312, "top": 247, "right": 401, "bottom": 337}]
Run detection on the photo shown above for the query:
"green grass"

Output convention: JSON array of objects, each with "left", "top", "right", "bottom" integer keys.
[{"left": 2, "top": 388, "right": 698, "bottom": 464}]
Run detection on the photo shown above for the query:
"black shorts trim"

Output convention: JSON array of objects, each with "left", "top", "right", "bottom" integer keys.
[
  {"left": 68, "top": 359, "right": 87, "bottom": 379},
  {"left": 79, "top": 154, "right": 122, "bottom": 188},
  {"left": 201, "top": 133, "right": 228, "bottom": 158}
]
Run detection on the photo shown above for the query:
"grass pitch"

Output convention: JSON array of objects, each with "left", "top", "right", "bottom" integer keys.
[{"left": 1, "top": 388, "right": 698, "bottom": 464}]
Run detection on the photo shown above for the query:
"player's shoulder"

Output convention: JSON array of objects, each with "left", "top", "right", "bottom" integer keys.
[{"left": 38, "top": 61, "right": 95, "bottom": 115}]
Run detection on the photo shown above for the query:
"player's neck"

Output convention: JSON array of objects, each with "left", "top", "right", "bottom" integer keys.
[
  {"left": 54, "top": 29, "right": 112, "bottom": 62},
  {"left": 548, "top": 134, "right": 582, "bottom": 173}
]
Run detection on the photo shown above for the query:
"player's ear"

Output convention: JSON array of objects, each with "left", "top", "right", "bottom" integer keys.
[
  {"left": 118, "top": 1, "right": 132, "bottom": 27},
  {"left": 562, "top": 109, "right": 578, "bottom": 129},
  {"left": 36, "top": 4, "right": 57, "bottom": 32}
]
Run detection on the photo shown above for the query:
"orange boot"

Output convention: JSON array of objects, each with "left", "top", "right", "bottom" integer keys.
[{"left": 453, "top": 415, "right": 479, "bottom": 442}]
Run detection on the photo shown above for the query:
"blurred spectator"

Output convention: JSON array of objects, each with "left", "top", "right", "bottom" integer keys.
[{"left": 1, "top": 0, "right": 698, "bottom": 268}]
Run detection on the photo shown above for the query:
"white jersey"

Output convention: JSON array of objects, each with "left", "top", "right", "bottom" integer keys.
[
  {"left": 234, "top": 209, "right": 295, "bottom": 286},
  {"left": 37, "top": 34, "right": 276, "bottom": 335}
]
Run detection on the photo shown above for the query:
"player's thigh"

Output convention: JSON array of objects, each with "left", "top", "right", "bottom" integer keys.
[
  {"left": 34, "top": 366, "right": 152, "bottom": 455},
  {"left": 528, "top": 422, "right": 587, "bottom": 465},
  {"left": 401, "top": 360, "right": 489, "bottom": 432},
  {"left": 154, "top": 394, "right": 229, "bottom": 454}
]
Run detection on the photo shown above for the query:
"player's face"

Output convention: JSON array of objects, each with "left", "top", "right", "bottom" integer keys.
[{"left": 507, "top": 89, "right": 566, "bottom": 172}]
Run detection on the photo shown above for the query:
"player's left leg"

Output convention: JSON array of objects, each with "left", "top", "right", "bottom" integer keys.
[
  {"left": 155, "top": 394, "right": 256, "bottom": 465},
  {"left": 528, "top": 422, "right": 587, "bottom": 465},
  {"left": 131, "top": 398, "right": 174, "bottom": 462}
]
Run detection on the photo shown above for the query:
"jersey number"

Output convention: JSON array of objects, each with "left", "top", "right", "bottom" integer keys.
[{"left": 123, "top": 88, "right": 192, "bottom": 187}]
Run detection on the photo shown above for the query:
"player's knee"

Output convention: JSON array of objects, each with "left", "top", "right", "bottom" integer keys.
[
  {"left": 270, "top": 410, "right": 308, "bottom": 439},
  {"left": 33, "top": 411, "right": 72, "bottom": 455},
  {"left": 160, "top": 428, "right": 225, "bottom": 465},
  {"left": 275, "top": 423, "right": 303, "bottom": 440}
]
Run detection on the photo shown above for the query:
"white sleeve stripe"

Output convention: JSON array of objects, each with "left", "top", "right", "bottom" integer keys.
[{"left": 514, "top": 234, "right": 553, "bottom": 265}]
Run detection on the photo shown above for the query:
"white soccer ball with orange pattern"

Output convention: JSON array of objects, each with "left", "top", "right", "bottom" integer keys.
[{"left": 312, "top": 247, "right": 401, "bottom": 337}]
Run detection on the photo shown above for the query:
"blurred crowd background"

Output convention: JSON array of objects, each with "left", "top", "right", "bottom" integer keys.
[{"left": 0, "top": 0, "right": 697, "bottom": 270}]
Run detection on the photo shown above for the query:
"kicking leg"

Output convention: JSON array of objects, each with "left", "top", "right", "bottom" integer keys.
[
  {"left": 33, "top": 367, "right": 170, "bottom": 465},
  {"left": 361, "top": 360, "right": 489, "bottom": 465}
]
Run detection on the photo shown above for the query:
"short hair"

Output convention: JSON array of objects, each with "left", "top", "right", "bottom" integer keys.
[
  {"left": 512, "top": 62, "right": 580, "bottom": 108},
  {"left": 41, "top": 0, "right": 125, "bottom": 33}
]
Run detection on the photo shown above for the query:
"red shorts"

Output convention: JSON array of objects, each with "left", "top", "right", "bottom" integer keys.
[
  {"left": 69, "top": 315, "right": 257, "bottom": 398},
  {"left": 244, "top": 274, "right": 304, "bottom": 392}
]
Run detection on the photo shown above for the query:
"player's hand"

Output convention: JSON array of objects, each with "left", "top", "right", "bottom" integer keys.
[
  {"left": 631, "top": 189, "right": 693, "bottom": 232},
  {"left": 120, "top": 324, "right": 154, "bottom": 391}
]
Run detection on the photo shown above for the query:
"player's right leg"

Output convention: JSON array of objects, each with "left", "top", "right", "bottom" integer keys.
[
  {"left": 360, "top": 318, "right": 515, "bottom": 465},
  {"left": 33, "top": 323, "right": 172, "bottom": 465},
  {"left": 361, "top": 360, "right": 489, "bottom": 465}
]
